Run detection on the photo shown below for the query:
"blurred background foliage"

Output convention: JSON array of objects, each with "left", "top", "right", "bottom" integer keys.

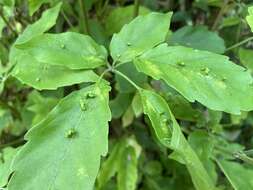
[{"left": 1, "top": 0, "right": 253, "bottom": 190}]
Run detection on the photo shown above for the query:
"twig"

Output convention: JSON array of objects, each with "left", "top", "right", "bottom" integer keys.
[
  {"left": 226, "top": 36, "right": 253, "bottom": 51},
  {"left": 113, "top": 70, "right": 141, "bottom": 90}
]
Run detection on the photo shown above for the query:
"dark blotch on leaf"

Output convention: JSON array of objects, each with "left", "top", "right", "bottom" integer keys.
[{"left": 65, "top": 128, "right": 77, "bottom": 138}]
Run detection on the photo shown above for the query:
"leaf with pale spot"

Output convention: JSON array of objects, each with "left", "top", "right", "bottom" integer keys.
[
  {"left": 139, "top": 89, "right": 216, "bottom": 190},
  {"left": 7, "top": 83, "right": 111, "bottom": 190},
  {"left": 15, "top": 32, "right": 108, "bottom": 70},
  {"left": 134, "top": 44, "right": 253, "bottom": 114},
  {"left": 11, "top": 53, "right": 99, "bottom": 90}
]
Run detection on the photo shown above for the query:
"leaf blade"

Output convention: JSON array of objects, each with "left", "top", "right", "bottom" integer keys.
[
  {"left": 15, "top": 32, "right": 108, "bottom": 70},
  {"left": 8, "top": 83, "right": 111, "bottom": 190},
  {"left": 135, "top": 44, "right": 253, "bottom": 114},
  {"left": 110, "top": 12, "right": 172, "bottom": 63},
  {"left": 11, "top": 53, "right": 99, "bottom": 90},
  {"left": 139, "top": 89, "right": 216, "bottom": 190}
]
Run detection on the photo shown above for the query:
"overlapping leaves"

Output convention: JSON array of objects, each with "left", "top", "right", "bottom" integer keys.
[
  {"left": 10, "top": 3, "right": 107, "bottom": 90},
  {"left": 139, "top": 89, "right": 216, "bottom": 190},
  {"left": 134, "top": 44, "right": 253, "bottom": 114}
]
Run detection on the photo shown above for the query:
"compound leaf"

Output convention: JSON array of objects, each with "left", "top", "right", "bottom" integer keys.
[
  {"left": 110, "top": 12, "right": 172, "bottom": 63},
  {"left": 139, "top": 89, "right": 216, "bottom": 190},
  {"left": 11, "top": 53, "right": 99, "bottom": 90},
  {"left": 7, "top": 82, "right": 111, "bottom": 190},
  {"left": 134, "top": 44, "right": 253, "bottom": 114},
  {"left": 15, "top": 32, "right": 108, "bottom": 70}
]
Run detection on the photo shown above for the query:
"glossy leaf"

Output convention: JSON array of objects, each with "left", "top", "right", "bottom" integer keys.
[
  {"left": 15, "top": 32, "right": 108, "bottom": 70},
  {"left": 134, "top": 44, "right": 253, "bottom": 114},
  {"left": 246, "top": 6, "right": 253, "bottom": 32},
  {"left": 0, "top": 148, "right": 18, "bottom": 187},
  {"left": 110, "top": 12, "right": 172, "bottom": 63},
  {"left": 139, "top": 89, "right": 216, "bottom": 190},
  {"left": 216, "top": 159, "right": 253, "bottom": 190},
  {"left": 8, "top": 83, "right": 111, "bottom": 190},
  {"left": 167, "top": 25, "right": 225, "bottom": 54},
  {"left": 11, "top": 53, "right": 99, "bottom": 90}
]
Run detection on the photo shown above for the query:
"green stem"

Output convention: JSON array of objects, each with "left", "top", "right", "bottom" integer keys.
[
  {"left": 226, "top": 36, "right": 253, "bottom": 51},
  {"left": 113, "top": 70, "right": 141, "bottom": 90},
  {"left": 61, "top": 10, "right": 74, "bottom": 28},
  {"left": 0, "top": 7, "right": 18, "bottom": 36},
  {"left": 78, "top": 0, "right": 90, "bottom": 35},
  {"left": 0, "top": 137, "right": 24, "bottom": 149},
  {"left": 133, "top": 0, "right": 140, "bottom": 18},
  {"left": 211, "top": 0, "right": 229, "bottom": 31}
]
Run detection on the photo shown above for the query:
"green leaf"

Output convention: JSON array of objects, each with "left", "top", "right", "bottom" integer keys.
[
  {"left": 188, "top": 131, "right": 217, "bottom": 183},
  {"left": 109, "top": 93, "right": 133, "bottom": 119},
  {"left": 0, "top": 108, "right": 13, "bottom": 133},
  {"left": 0, "top": 147, "right": 18, "bottom": 187},
  {"left": 10, "top": 2, "right": 62, "bottom": 65},
  {"left": 246, "top": 6, "right": 253, "bottom": 32},
  {"left": 0, "top": 18, "right": 5, "bottom": 38},
  {"left": 11, "top": 53, "right": 99, "bottom": 90},
  {"left": 131, "top": 92, "right": 143, "bottom": 117},
  {"left": 122, "top": 106, "right": 134, "bottom": 127},
  {"left": 97, "top": 140, "right": 126, "bottom": 188},
  {"left": 116, "top": 63, "right": 147, "bottom": 93},
  {"left": 239, "top": 48, "right": 253, "bottom": 71},
  {"left": 15, "top": 32, "right": 108, "bottom": 70},
  {"left": 26, "top": 91, "right": 59, "bottom": 125},
  {"left": 28, "top": 0, "right": 49, "bottom": 16},
  {"left": 161, "top": 85, "right": 202, "bottom": 122},
  {"left": 167, "top": 25, "right": 225, "bottom": 54},
  {"left": 105, "top": 5, "right": 150, "bottom": 35},
  {"left": 117, "top": 146, "right": 138, "bottom": 190},
  {"left": 110, "top": 12, "right": 172, "bottom": 63},
  {"left": 139, "top": 89, "right": 216, "bottom": 190},
  {"left": 134, "top": 44, "right": 253, "bottom": 114},
  {"left": 16, "top": 2, "right": 62, "bottom": 45},
  {"left": 216, "top": 159, "right": 253, "bottom": 190},
  {"left": 8, "top": 82, "right": 111, "bottom": 190}
]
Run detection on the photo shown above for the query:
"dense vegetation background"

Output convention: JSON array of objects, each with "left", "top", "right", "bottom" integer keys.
[{"left": 1, "top": 0, "right": 253, "bottom": 190}]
